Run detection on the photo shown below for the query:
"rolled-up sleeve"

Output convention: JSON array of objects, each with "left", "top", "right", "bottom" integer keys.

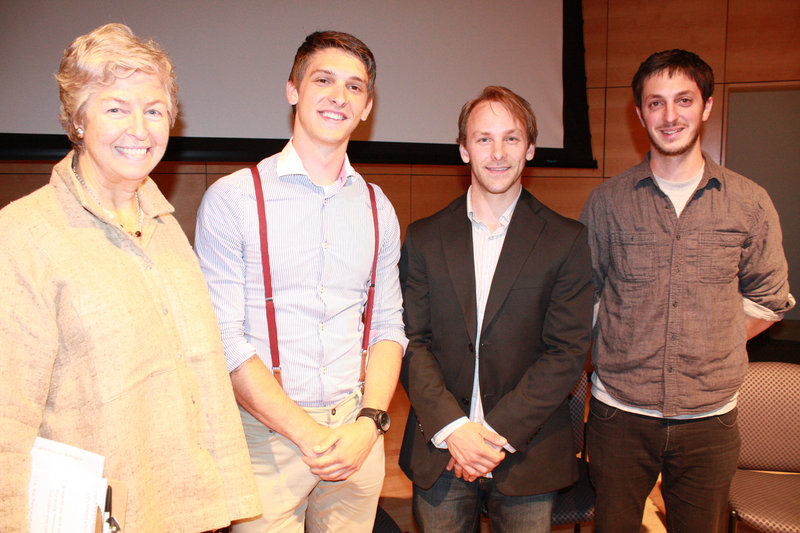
[
  {"left": 195, "top": 175, "right": 258, "bottom": 372},
  {"left": 738, "top": 188, "right": 794, "bottom": 316},
  {"left": 367, "top": 187, "right": 409, "bottom": 353}
]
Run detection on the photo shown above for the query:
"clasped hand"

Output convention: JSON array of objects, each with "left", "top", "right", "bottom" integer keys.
[
  {"left": 445, "top": 421, "right": 507, "bottom": 482},
  {"left": 302, "top": 417, "right": 378, "bottom": 481}
]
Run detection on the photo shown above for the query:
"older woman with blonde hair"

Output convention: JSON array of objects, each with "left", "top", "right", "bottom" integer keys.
[{"left": 0, "top": 23, "right": 260, "bottom": 531}]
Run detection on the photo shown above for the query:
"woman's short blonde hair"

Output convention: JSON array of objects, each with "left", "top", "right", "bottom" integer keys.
[{"left": 56, "top": 23, "right": 178, "bottom": 150}]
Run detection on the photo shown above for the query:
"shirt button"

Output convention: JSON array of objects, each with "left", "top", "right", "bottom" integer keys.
[
  {"left": 319, "top": 286, "right": 325, "bottom": 293},
  {"left": 676, "top": 234, "right": 681, "bottom": 240},
  {"left": 668, "top": 366, "right": 674, "bottom": 373},
  {"left": 673, "top": 301, "right": 678, "bottom": 308},
  {"left": 320, "top": 322, "right": 325, "bottom": 331},
  {"left": 323, "top": 241, "right": 328, "bottom": 249},
  {"left": 321, "top": 366, "right": 327, "bottom": 374},
  {"left": 671, "top": 333, "right": 678, "bottom": 341}
]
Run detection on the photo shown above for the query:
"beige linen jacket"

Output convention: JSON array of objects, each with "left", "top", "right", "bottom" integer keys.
[{"left": 0, "top": 154, "right": 261, "bottom": 531}]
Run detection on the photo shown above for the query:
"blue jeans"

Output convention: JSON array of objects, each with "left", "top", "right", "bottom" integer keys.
[
  {"left": 587, "top": 397, "right": 741, "bottom": 533},
  {"left": 412, "top": 469, "right": 555, "bottom": 533}
]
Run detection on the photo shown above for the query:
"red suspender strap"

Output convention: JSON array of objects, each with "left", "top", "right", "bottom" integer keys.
[
  {"left": 361, "top": 183, "right": 379, "bottom": 385},
  {"left": 250, "top": 166, "right": 282, "bottom": 387},
  {"left": 250, "top": 165, "right": 379, "bottom": 390}
]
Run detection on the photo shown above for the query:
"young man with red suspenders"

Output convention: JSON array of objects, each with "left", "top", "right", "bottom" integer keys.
[{"left": 195, "top": 31, "right": 407, "bottom": 533}]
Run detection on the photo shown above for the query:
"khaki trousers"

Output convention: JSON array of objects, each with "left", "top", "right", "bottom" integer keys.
[{"left": 232, "top": 390, "right": 385, "bottom": 533}]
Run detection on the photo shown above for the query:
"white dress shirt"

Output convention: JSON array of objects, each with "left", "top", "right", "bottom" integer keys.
[
  {"left": 432, "top": 186, "right": 520, "bottom": 456},
  {"left": 195, "top": 141, "right": 408, "bottom": 407}
]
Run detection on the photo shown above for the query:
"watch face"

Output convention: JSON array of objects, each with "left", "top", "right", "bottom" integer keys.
[
  {"left": 360, "top": 408, "right": 390, "bottom": 433},
  {"left": 378, "top": 411, "right": 390, "bottom": 432}
]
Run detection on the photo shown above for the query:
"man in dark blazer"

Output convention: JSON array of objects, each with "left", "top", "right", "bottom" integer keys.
[{"left": 399, "top": 86, "right": 593, "bottom": 533}]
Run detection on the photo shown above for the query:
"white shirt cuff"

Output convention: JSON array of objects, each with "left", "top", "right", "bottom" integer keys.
[
  {"left": 431, "top": 417, "right": 469, "bottom": 449},
  {"left": 743, "top": 296, "right": 792, "bottom": 321}
]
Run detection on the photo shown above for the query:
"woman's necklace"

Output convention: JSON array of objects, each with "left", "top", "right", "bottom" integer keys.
[{"left": 72, "top": 155, "right": 142, "bottom": 238}]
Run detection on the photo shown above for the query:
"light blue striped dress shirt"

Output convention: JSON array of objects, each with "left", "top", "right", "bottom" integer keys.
[{"left": 195, "top": 141, "right": 408, "bottom": 407}]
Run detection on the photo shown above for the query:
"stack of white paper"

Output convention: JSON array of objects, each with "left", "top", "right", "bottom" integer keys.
[{"left": 28, "top": 437, "right": 107, "bottom": 533}]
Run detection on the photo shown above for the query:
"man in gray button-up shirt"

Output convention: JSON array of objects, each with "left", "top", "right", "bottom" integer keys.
[{"left": 580, "top": 49, "right": 794, "bottom": 533}]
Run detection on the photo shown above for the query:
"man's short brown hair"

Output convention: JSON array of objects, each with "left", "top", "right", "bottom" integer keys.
[
  {"left": 457, "top": 86, "right": 538, "bottom": 147},
  {"left": 289, "top": 31, "right": 376, "bottom": 99},
  {"left": 632, "top": 49, "right": 714, "bottom": 108}
]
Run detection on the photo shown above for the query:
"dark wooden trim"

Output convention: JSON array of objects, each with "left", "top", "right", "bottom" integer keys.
[{"left": 0, "top": 133, "right": 597, "bottom": 168}]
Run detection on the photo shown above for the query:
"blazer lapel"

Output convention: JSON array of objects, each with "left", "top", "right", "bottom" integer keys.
[
  {"left": 440, "top": 197, "right": 478, "bottom": 344},
  {"left": 481, "top": 191, "right": 545, "bottom": 334}
]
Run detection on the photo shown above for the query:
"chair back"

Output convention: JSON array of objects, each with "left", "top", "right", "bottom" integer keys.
[
  {"left": 567, "top": 370, "right": 589, "bottom": 455},
  {"left": 736, "top": 361, "right": 800, "bottom": 472}
]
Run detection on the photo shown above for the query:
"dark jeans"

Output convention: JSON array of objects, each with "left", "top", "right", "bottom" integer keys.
[
  {"left": 412, "top": 469, "right": 555, "bottom": 533},
  {"left": 587, "top": 397, "right": 740, "bottom": 533}
]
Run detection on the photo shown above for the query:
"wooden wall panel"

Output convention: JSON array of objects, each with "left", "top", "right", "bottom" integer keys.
[
  {"left": 152, "top": 161, "right": 207, "bottom": 174},
  {"left": 150, "top": 172, "right": 207, "bottom": 244},
  {"left": 583, "top": 0, "right": 609, "bottom": 89},
  {"left": 0, "top": 174, "right": 51, "bottom": 209},
  {"left": 411, "top": 164, "right": 470, "bottom": 177},
  {"left": 726, "top": 0, "right": 800, "bottom": 82},
  {"left": 523, "top": 177, "right": 604, "bottom": 220},
  {"left": 0, "top": 161, "right": 56, "bottom": 174},
  {"left": 701, "top": 93, "right": 723, "bottom": 164},
  {"left": 0, "top": 161, "right": 55, "bottom": 209},
  {"left": 603, "top": 86, "right": 649, "bottom": 177},
  {"left": 356, "top": 164, "right": 412, "bottom": 176},
  {"left": 206, "top": 163, "right": 258, "bottom": 188},
  {"left": 150, "top": 161, "right": 208, "bottom": 244},
  {"left": 359, "top": 172, "right": 412, "bottom": 240},
  {"left": 605, "top": 0, "right": 728, "bottom": 88},
  {"left": 383, "top": 387, "right": 412, "bottom": 499},
  {"left": 410, "top": 173, "right": 470, "bottom": 223}
]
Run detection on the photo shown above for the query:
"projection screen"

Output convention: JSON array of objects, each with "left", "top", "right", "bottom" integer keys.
[{"left": 0, "top": 0, "right": 594, "bottom": 167}]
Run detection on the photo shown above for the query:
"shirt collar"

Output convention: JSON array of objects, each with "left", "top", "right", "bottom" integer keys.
[
  {"left": 466, "top": 185, "right": 522, "bottom": 229},
  {"left": 276, "top": 138, "right": 355, "bottom": 187},
  {"left": 635, "top": 151, "right": 722, "bottom": 191},
  {"left": 58, "top": 151, "right": 174, "bottom": 219},
  {"left": 652, "top": 164, "right": 704, "bottom": 192}
]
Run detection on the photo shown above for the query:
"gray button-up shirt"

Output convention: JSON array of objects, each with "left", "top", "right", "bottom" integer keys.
[{"left": 580, "top": 153, "right": 793, "bottom": 416}]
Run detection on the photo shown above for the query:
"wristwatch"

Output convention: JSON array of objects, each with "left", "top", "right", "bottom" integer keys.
[{"left": 357, "top": 408, "right": 391, "bottom": 434}]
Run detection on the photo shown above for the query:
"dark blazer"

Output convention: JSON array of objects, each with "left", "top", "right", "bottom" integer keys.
[{"left": 398, "top": 189, "right": 593, "bottom": 496}]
